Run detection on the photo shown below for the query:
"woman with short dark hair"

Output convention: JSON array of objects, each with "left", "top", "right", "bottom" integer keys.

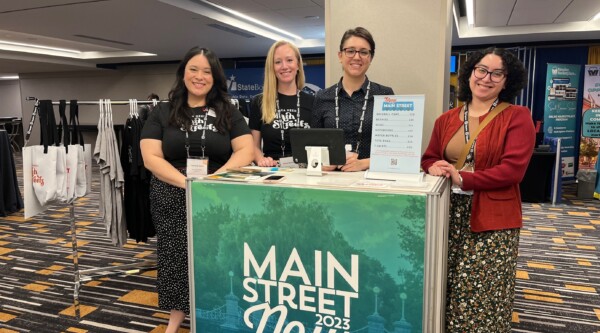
[{"left": 311, "top": 27, "right": 394, "bottom": 171}]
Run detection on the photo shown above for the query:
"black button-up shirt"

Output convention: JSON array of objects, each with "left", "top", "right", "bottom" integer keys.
[{"left": 311, "top": 77, "right": 394, "bottom": 159}]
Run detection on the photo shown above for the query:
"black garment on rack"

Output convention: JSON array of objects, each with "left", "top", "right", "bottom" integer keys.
[
  {"left": 38, "top": 100, "right": 60, "bottom": 148},
  {"left": 0, "top": 130, "right": 23, "bottom": 216},
  {"left": 120, "top": 116, "right": 155, "bottom": 242},
  {"left": 238, "top": 98, "right": 250, "bottom": 118}
]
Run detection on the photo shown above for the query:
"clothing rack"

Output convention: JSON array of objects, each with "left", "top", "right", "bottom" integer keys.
[{"left": 25, "top": 97, "right": 157, "bottom": 320}]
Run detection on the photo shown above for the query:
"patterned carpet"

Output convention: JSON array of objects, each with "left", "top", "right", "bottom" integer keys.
[
  {"left": 0, "top": 153, "right": 189, "bottom": 333},
  {"left": 1, "top": 152, "right": 599, "bottom": 333},
  {"left": 513, "top": 185, "right": 600, "bottom": 333}
]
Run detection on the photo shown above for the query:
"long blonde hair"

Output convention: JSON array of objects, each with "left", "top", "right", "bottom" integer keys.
[{"left": 261, "top": 40, "right": 306, "bottom": 124}]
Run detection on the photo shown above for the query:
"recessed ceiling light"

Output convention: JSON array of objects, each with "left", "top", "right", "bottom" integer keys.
[
  {"left": 0, "top": 40, "right": 80, "bottom": 53},
  {"left": 304, "top": 15, "right": 320, "bottom": 20},
  {"left": 466, "top": 0, "right": 474, "bottom": 27},
  {"left": 160, "top": 0, "right": 304, "bottom": 41}
]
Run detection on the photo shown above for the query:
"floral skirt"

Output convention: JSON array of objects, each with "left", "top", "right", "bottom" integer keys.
[{"left": 446, "top": 193, "right": 520, "bottom": 333}]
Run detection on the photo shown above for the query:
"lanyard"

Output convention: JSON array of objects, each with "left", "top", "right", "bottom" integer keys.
[
  {"left": 334, "top": 79, "right": 371, "bottom": 155},
  {"left": 462, "top": 98, "right": 499, "bottom": 165},
  {"left": 185, "top": 107, "right": 209, "bottom": 158},
  {"left": 275, "top": 91, "right": 301, "bottom": 157}
]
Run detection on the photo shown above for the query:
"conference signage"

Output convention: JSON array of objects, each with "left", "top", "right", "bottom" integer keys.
[
  {"left": 370, "top": 95, "right": 425, "bottom": 175},
  {"left": 543, "top": 63, "right": 581, "bottom": 179},
  {"left": 225, "top": 65, "right": 325, "bottom": 100},
  {"left": 580, "top": 65, "right": 600, "bottom": 171},
  {"left": 187, "top": 181, "right": 426, "bottom": 332}
]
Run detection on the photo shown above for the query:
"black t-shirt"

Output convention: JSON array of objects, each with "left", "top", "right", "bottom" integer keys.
[
  {"left": 249, "top": 91, "right": 314, "bottom": 159},
  {"left": 140, "top": 102, "right": 250, "bottom": 173}
]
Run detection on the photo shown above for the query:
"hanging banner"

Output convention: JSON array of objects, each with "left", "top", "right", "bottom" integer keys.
[
  {"left": 225, "top": 65, "right": 325, "bottom": 100},
  {"left": 188, "top": 181, "right": 427, "bottom": 333},
  {"left": 543, "top": 63, "right": 581, "bottom": 179},
  {"left": 580, "top": 65, "right": 600, "bottom": 170}
]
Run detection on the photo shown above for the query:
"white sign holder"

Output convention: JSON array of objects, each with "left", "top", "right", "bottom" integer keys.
[
  {"left": 366, "top": 95, "right": 426, "bottom": 186},
  {"left": 305, "top": 146, "right": 330, "bottom": 177}
]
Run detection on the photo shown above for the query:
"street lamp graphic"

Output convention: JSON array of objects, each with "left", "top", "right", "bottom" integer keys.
[{"left": 373, "top": 286, "right": 381, "bottom": 315}]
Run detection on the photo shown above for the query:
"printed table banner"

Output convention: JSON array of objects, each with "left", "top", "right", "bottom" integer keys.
[
  {"left": 543, "top": 63, "right": 582, "bottom": 179},
  {"left": 188, "top": 181, "right": 427, "bottom": 333}
]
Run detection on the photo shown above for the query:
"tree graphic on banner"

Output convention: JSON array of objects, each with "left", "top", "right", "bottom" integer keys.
[
  {"left": 193, "top": 188, "right": 423, "bottom": 331},
  {"left": 396, "top": 196, "right": 426, "bottom": 333}
]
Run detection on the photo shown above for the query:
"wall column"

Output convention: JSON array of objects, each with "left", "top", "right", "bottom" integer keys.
[{"left": 324, "top": 0, "right": 453, "bottom": 153}]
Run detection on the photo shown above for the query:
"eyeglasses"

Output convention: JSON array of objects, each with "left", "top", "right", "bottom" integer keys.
[
  {"left": 473, "top": 66, "right": 506, "bottom": 82},
  {"left": 342, "top": 48, "right": 372, "bottom": 58}
]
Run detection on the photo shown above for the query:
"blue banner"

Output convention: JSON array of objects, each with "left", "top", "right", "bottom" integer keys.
[
  {"left": 543, "top": 63, "right": 582, "bottom": 179},
  {"left": 225, "top": 65, "right": 325, "bottom": 100}
]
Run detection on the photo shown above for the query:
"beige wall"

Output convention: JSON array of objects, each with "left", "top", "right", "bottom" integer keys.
[
  {"left": 325, "top": 0, "right": 453, "bottom": 153},
  {"left": 18, "top": 64, "right": 177, "bottom": 145},
  {"left": 0, "top": 80, "right": 22, "bottom": 118}
]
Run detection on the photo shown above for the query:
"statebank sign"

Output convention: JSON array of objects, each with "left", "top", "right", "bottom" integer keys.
[
  {"left": 225, "top": 65, "right": 325, "bottom": 100},
  {"left": 187, "top": 181, "right": 426, "bottom": 333}
]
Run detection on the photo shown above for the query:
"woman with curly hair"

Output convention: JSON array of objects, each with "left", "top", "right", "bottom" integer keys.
[{"left": 421, "top": 47, "right": 535, "bottom": 332}]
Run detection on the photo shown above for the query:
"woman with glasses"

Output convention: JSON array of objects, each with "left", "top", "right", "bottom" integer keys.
[
  {"left": 421, "top": 47, "right": 535, "bottom": 332},
  {"left": 249, "top": 40, "right": 314, "bottom": 167},
  {"left": 311, "top": 26, "right": 394, "bottom": 171}
]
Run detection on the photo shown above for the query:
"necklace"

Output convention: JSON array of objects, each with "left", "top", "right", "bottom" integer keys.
[
  {"left": 275, "top": 90, "right": 301, "bottom": 157},
  {"left": 334, "top": 79, "right": 371, "bottom": 154}
]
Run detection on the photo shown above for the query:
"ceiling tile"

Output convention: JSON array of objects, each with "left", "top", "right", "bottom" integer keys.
[
  {"left": 508, "top": 0, "right": 572, "bottom": 25},
  {"left": 555, "top": 0, "right": 600, "bottom": 23},
  {"left": 475, "top": 0, "right": 517, "bottom": 27}
]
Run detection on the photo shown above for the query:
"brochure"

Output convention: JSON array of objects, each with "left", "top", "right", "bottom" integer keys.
[{"left": 206, "top": 170, "right": 274, "bottom": 182}]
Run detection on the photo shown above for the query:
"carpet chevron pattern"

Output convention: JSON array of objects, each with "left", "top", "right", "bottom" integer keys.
[
  {"left": 512, "top": 187, "right": 600, "bottom": 333},
  {"left": 1, "top": 153, "right": 599, "bottom": 333},
  {"left": 0, "top": 153, "right": 189, "bottom": 333}
]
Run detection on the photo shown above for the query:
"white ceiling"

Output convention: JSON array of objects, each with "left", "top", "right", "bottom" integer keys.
[
  {"left": 0, "top": 0, "right": 599, "bottom": 77},
  {"left": 453, "top": 0, "right": 600, "bottom": 46}
]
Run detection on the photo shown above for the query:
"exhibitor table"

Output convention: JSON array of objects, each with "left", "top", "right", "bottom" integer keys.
[{"left": 186, "top": 170, "right": 449, "bottom": 333}]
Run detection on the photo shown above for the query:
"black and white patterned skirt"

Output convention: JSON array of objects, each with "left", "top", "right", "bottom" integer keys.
[{"left": 149, "top": 173, "right": 190, "bottom": 314}]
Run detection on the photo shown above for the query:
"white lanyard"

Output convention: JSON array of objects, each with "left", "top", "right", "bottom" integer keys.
[
  {"left": 185, "top": 108, "right": 209, "bottom": 158},
  {"left": 334, "top": 79, "right": 371, "bottom": 154},
  {"left": 275, "top": 91, "right": 300, "bottom": 157}
]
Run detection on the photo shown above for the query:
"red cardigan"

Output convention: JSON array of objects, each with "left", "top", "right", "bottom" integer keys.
[{"left": 421, "top": 104, "right": 535, "bottom": 232}]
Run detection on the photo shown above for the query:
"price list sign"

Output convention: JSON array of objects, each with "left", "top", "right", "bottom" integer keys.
[{"left": 370, "top": 95, "right": 425, "bottom": 174}]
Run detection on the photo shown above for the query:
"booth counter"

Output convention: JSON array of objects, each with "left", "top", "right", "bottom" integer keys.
[{"left": 186, "top": 170, "right": 449, "bottom": 333}]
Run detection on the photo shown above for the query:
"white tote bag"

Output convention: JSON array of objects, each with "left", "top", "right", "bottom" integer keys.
[
  {"left": 65, "top": 145, "right": 80, "bottom": 202},
  {"left": 74, "top": 144, "right": 88, "bottom": 198},
  {"left": 31, "top": 145, "right": 59, "bottom": 206},
  {"left": 54, "top": 145, "right": 68, "bottom": 202}
]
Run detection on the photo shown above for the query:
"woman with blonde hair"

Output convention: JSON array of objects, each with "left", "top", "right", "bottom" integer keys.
[{"left": 249, "top": 40, "right": 314, "bottom": 167}]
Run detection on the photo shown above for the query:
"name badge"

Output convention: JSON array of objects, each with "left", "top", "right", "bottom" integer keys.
[
  {"left": 278, "top": 156, "right": 298, "bottom": 168},
  {"left": 187, "top": 156, "right": 208, "bottom": 178}
]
